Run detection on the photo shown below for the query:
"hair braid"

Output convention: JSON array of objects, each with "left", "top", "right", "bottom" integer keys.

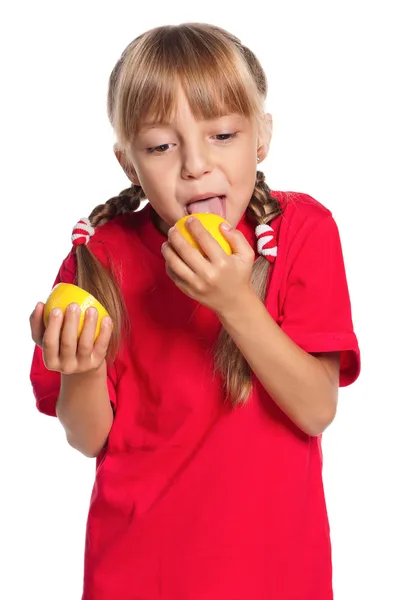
[
  {"left": 214, "top": 170, "right": 282, "bottom": 406},
  {"left": 75, "top": 184, "right": 145, "bottom": 363},
  {"left": 89, "top": 184, "right": 146, "bottom": 227}
]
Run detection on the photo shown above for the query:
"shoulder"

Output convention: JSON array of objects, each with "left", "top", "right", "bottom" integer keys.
[
  {"left": 270, "top": 190, "right": 333, "bottom": 232},
  {"left": 268, "top": 190, "right": 342, "bottom": 264},
  {"left": 89, "top": 206, "right": 147, "bottom": 246},
  {"left": 54, "top": 205, "right": 149, "bottom": 284},
  {"left": 85, "top": 205, "right": 149, "bottom": 262},
  {"left": 53, "top": 206, "right": 150, "bottom": 283}
]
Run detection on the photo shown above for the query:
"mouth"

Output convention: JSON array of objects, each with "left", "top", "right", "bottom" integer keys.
[{"left": 185, "top": 195, "right": 227, "bottom": 219}]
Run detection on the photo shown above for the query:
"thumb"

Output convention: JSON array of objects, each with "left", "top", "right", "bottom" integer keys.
[
  {"left": 30, "top": 302, "right": 46, "bottom": 347},
  {"left": 220, "top": 222, "right": 251, "bottom": 256}
]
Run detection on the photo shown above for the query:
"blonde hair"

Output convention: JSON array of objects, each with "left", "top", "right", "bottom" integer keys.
[{"left": 76, "top": 23, "right": 282, "bottom": 405}]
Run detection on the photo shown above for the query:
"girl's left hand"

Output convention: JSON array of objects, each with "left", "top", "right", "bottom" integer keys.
[{"left": 162, "top": 217, "right": 255, "bottom": 315}]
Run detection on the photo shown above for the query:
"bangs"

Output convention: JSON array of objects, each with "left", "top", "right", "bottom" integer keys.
[{"left": 111, "top": 26, "right": 263, "bottom": 151}]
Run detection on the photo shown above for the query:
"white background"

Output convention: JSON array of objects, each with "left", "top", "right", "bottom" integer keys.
[{"left": 1, "top": 1, "right": 397, "bottom": 598}]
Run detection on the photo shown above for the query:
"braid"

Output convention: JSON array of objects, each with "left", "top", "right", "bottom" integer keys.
[
  {"left": 89, "top": 184, "right": 146, "bottom": 228},
  {"left": 75, "top": 183, "right": 146, "bottom": 365},
  {"left": 248, "top": 170, "right": 281, "bottom": 225},
  {"left": 214, "top": 170, "right": 282, "bottom": 406}
]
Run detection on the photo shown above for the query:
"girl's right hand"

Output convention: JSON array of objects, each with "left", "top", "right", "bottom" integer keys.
[{"left": 30, "top": 302, "right": 113, "bottom": 375}]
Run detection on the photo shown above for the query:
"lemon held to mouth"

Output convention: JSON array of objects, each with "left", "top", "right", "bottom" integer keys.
[
  {"left": 175, "top": 213, "right": 233, "bottom": 256},
  {"left": 43, "top": 283, "right": 110, "bottom": 341}
]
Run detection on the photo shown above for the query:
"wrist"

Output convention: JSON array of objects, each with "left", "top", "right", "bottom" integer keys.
[
  {"left": 61, "top": 361, "right": 107, "bottom": 382},
  {"left": 217, "top": 286, "right": 261, "bottom": 324}
]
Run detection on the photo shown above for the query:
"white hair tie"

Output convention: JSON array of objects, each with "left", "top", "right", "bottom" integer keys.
[
  {"left": 71, "top": 218, "right": 95, "bottom": 247},
  {"left": 255, "top": 223, "right": 277, "bottom": 262}
]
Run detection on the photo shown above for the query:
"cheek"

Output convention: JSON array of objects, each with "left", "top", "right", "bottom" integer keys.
[
  {"left": 137, "top": 175, "right": 179, "bottom": 223},
  {"left": 130, "top": 155, "right": 176, "bottom": 211},
  {"left": 226, "top": 161, "right": 257, "bottom": 223},
  {"left": 139, "top": 160, "right": 175, "bottom": 189},
  {"left": 137, "top": 170, "right": 166, "bottom": 201},
  {"left": 227, "top": 147, "right": 257, "bottom": 178},
  {"left": 231, "top": 161, "right": 257, "bottom": 198}
]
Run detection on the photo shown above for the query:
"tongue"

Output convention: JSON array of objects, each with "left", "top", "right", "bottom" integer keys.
[{"left": 187, "top": 196, "right": 225, "bottom": 218}]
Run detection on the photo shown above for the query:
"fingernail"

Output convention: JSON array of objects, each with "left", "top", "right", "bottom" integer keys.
[
  {"left": 221, "top": 222, "right": 232, "bottom": 231},
  {"left": 51, "top": 308, "right": 62, "bottom": 317},
  {"left": 103, "top": 317, "right": 112, "bottom": 327},
  {"left": 68, "top": 303, "right": 78, "bottom": 313},
  {"left": 168, "top": 226, "right": 175, "bottom": 234},
  {"left": 186, "top": 217, "right": 194, "bottom": 224}
]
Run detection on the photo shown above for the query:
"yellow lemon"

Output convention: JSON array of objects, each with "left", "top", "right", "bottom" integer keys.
[
  {"left": 175, "top": 213, "right": 232, "bottom": 255},
  {"left": 43, "top": 283, "right": 109, "bottom": 341}
]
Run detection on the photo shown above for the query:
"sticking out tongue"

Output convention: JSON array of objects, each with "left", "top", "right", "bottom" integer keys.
[{"left": 187, "top": 196, "right": 226, "bottom": 218}]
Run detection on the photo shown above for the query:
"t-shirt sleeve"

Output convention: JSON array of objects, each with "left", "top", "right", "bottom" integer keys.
[
  {"left": 30, "top": 247, "right": 117, "bottom": 417},
  {"left": 279, "top": 214, "right": 360, "bottom": 386}
]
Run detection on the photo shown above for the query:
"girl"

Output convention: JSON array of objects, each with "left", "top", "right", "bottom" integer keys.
[{"left": 29, "top": 23, "right": 360, "bottom": 600}]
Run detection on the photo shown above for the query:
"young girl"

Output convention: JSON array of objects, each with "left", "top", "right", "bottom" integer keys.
[{"left": 29, "top": 23, "right": 360, "bottom": 600}]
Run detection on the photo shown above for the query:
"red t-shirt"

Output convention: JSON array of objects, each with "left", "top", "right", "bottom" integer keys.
[{"left": 30, "top": 191, "right": 360, "bottom": 600}]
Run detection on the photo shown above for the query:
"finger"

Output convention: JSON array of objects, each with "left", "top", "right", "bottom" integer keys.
[
  {"left": 76, "top": 307, "right": 98, "bottom": 359},
  {"left": 161, "top": 241, "right": 196, "bottom": 284},
  {"left": 167, "top": 226, "right": 208, "bottom": 272},
  {"left": 165, "top": 264, "right": 194, "bottom": 298},
  {"left": 59, "top": 303, "right": 80, "bottom": 361},
  {"left": 92, "top": 315, "right": 113, "bottom": 362},
  {"left": 30, "top": 302, "right": 46, "bottom": 346},
  {"left": 185, "top": 217, "right": 228, "bottom": 263},
  {"left": 41, "top": 307, "right": 64, "bottom": 369},
  {"left": 165, "top": 263, "right": 188, "bottom": 287},
  {"left": 220, "top": 222, "right": 255, "bottom": 259}
]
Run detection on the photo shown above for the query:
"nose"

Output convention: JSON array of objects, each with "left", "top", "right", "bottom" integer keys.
[{"left": 181, "top": 144, "right": 213, "bottom": 180}]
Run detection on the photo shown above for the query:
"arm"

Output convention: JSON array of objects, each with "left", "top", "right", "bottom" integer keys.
[
  {"left": 30, "top": 298, "right": 115, "bottom": 458},
  {"left": 56, "top": 361, "right": 114, "bottom": 458},
  {"left": 218, "top": 289, "right": 340, "bottom": 437},
  {"left": 163, "top": 214, "right": 358, "bottom": 437}
]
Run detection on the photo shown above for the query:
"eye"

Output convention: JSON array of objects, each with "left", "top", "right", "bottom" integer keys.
[
  {"left": 213, "top": 132, "right": 238, "bottom": 142},
  {"left": 147, "top": 143, "right": 173, "bottom": 154}
]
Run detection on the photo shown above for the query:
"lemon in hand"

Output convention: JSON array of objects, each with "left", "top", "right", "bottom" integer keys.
[
  {"left": 175, "top": 213, "right": 232, "bottom": 255},
  {"left": 43, "top": 283, "right": 109, "bottom": 341}
]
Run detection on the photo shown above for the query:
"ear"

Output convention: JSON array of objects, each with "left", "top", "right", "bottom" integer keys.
[
  {"left": 257, "top": 113, "right": 273, "bottom": 163},
  {"left": 113, "top": 144, "right": 140, "bottom": 185}
]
